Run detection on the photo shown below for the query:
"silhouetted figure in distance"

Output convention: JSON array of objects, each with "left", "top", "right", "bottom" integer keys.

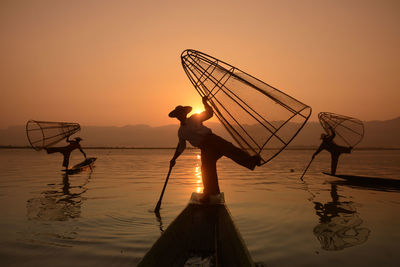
[
  {"left": 46, "top": 137, "right": 86, "bottom": 170},
  {"left": 313, "top": 126, "right": 352, "bottom": 175},
  {"left": 169, "top": 96, "right": 261, "bottom": 202}
]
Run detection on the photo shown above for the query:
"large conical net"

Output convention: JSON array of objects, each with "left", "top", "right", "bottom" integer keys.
[
  {"left": 26, "top": 120, "right": 81, "bottom": 151},
  {"left": 318, "top": 112, "right": 364, "bottom": 148},
  {"left": 181, "top": 49, "right": 312, "bottom": 165}
]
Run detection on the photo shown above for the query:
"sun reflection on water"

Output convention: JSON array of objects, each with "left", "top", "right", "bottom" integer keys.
[{"left": 195, "top": 153, "right": 203, "bottom": 193}]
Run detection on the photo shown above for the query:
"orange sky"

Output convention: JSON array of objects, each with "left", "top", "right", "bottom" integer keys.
[{"left": 1, "top": 0, "right": 399, "bottom": 129}]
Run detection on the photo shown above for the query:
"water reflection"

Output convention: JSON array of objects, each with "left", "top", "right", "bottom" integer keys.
[
  {"left": 155, "top": 210, "right": 164, "bottom": 233},
  {"left": 26, "top": 171, "right": 92, "bottom": 221},
  {"left": 195, "top": 153, "right": 203, "bottom": 193},
  {"left": 154, "top": 153, "right": 202, "bottom": 233},
  {"left": 313, "top": 184, "right": 370, "bottom": 251}
]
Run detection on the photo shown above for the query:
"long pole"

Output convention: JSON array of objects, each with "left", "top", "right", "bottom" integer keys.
[
  {"left": 300, "top": 157, "right": 314, "bottom": 181},
  {"left": 154, "top": 165, "right": 173, "bottom": 213}
]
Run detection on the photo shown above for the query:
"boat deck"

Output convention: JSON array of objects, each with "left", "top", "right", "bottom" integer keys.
[{"left": 138, "top": 192, "right": 254, "bottom": 267}]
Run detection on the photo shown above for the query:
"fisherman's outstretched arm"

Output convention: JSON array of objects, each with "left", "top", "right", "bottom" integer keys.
[
  {"left": 79, "top": 148, "right": 87, "bottom": 158},
  {"left": 312, "top": 143, "right": 324, "bottom": 158},
  {"left": 198, "top": 96, "right": 213, "bottom": 122},
  {"left": 327, "top": 126, "right": 336, "bottom": 141},
  {"left": 170, "top": 139, "right": 186, "bottom": 167}
]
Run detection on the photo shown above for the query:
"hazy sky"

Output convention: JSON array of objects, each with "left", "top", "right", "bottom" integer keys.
[{"left": 1, "top": 0, "right": 399, "bottom": 129}]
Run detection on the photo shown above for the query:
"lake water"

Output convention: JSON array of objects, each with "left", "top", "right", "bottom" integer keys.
[{"left": 0, "top": 148, "right": 399, "bottom": 266}]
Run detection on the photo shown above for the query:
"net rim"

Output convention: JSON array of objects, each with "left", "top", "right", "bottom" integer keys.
[{"left": 26, "top": 120, "right": 44, "bottom": 151}]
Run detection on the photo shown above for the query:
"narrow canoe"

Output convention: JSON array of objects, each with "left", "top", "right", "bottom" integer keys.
[
  {"left": 63, "top": 157, "right": 96, "bottom": 174},
  {"left": 323, "top": 172, "right": 400, "bottom": 191},
  {"left": 138, "top": 192, "right": 255, "bottom": 267}
]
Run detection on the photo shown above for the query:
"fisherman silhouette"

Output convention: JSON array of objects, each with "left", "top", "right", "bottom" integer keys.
[
  {"left": 169, "top": 96, "right": 261, "bottom": 202},
  {"left": 312, "top": 126, "right": 352, "bottom": 175},
  {"left": 46, "top": 137, "right": 87, "bottom": 170}
]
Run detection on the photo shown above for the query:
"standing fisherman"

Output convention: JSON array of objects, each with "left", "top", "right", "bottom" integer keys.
[
  {"left": 169, "top": 96, "right": 261, "bottom": 202},
  {"left": 46, "top": 137, "right": 87, "bottom": 170},
  {"left": 312, "top": 126, "right": 352, "bottom": 175}
]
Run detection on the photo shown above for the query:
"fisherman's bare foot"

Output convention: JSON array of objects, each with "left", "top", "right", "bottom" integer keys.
[
  {"left": 248, "top": 155, "right": 262, "bottom": 170},
  {"left": 255, "top": 155, "right": 262, "bottom": 166}
]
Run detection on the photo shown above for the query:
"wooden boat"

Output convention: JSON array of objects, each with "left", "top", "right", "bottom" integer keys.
[
  {"left": 63, "top": 157, "right": 96, "bottom": 174},
  {"left": 323, "top": 172, "right": 400, "bottom": 191},
  {"left": 138, "top": 192, "right": 255, "bottom": 267}
]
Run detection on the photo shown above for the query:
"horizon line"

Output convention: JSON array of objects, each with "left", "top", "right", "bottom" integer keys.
[
  {"left": 1, "top": 145, "right": 399, "bottom": 151},
  {"left": 1, "top": 115, "right": 399, "bottom": 130}
]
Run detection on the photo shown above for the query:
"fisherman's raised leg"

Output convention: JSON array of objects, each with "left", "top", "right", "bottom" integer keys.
[{"left": 208, "top": 134, "right": 261, "bottom": 170}]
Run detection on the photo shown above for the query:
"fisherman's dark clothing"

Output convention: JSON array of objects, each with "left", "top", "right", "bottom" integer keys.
[
  {"left": 177, "top": 110, "right": 258, "bottom": 195},
  {"left": 315, "top": 132, "right": 351, "bottom": 175},
  {"left": 46, "top": 141, "right": 83, "bottom": 168},
  {"left": 198, "top": 133, "right": 257, "bottom": 195}
]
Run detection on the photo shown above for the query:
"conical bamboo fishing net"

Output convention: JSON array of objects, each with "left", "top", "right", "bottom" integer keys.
[
  {"left": 318, "top": 112, "right": 364, "bottom": 148},
  {"left": 181, "top": 49, "right": 312, "bottom": 165},
  {"left": 26, "top": 120, "right": 81, "bottom": 151}
]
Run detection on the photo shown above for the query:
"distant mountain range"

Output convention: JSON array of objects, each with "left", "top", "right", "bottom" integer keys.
[{"left": 1, "top": 117, "right": 399, "bottom": 148}]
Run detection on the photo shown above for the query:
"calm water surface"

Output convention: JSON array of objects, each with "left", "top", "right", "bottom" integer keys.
[{"left": 0, "top": 148, "right": 399, "bottom": 266}]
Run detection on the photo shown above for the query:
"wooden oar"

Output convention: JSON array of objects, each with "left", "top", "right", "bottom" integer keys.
[
  {"left": 300, "top": 157, "right": 314, "bottom": 181},
  {"left": 154, "top": 165, "right": 173, "bottom": 213}
]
